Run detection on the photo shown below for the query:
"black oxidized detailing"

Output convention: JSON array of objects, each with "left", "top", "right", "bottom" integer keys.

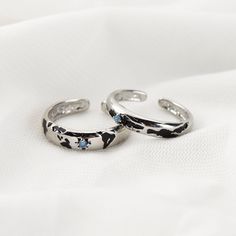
[
  {"left": 164, "top": 122, "right": 181, "bottom": 127},
  {"left": 173, "top": 123, "right": 188, "bottom": 133},
  {"left": 109, "top": 109, "right": 116, "bottom": 117},
  {"left": 56, "top": 135, "right": 72, "bottom": 149},
  {"left": 43, "top": 118, "right": 122, "bottom": 150},
  {"left": 112, "top": 124, "right": 123, "bottom": 132},
  {"left": 57, "top": 135, "right": 63, "bottom": 141},
  {"left": 60, "top": 138, "right": 72, "bottom": 149},
  {"left": 42, "top": 119, "right": 48, "bottom": 135},
  {"left": 97, "top": 131, "right": 116, "bottom": 149},
  {"left": 147, "top": 122, "right": 189, "bottom": 138},
  {"left": 108, "top": 107, "right": 189, "bottom": 138},
  {"left": 146, "top": 123, "right": 188, "bottom": 138},
  {"left": 52, "top": 126, "right": 66, "bottom": 134},
  {"left": 42, "top": 98, "right": 130, "bottom": 150},
  {"left": 122, "top": 115, "right": 144, "bottom": 130},
  {"left": 147, "top": 129, "right": 178, "bottom": 138},
  {"left": 64, "top": 131, "right": 99, "bottom": 139}
]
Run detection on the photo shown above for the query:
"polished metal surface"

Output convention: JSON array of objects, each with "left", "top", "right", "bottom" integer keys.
[
  {"left": 104, "top": 90, "right": 193, "bottom": 138},
  {"left": 42, "top": 99, "right": 129, "bottom": 150}
]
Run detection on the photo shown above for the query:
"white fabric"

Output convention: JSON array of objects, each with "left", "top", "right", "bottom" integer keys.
[{"left": 1, "top": 1, "right": 236, "bottom": 235}]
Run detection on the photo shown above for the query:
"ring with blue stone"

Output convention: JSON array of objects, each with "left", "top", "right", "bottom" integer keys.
[
  {"left": 42, "top": 98, "right": 130, "bottom": 151},
  {"left": 77, "top": 139, "right": 91, "bottom": 150},
  {"left": 113, "top": 114, "right": 122, "bottom": 124},
  {"left": 105, "top": 89, "right": 193, "bottom": 138}
]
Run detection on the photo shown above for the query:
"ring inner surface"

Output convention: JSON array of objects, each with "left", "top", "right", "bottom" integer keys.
[
  {"left": 158, "top": 99, "right": 191, "bottom": 122},
  {"left": 114, "top": 90, "right": 147, "bottom": 102},
  {"left": 48, "top": 99, "right": 90, "bottom": 122}
]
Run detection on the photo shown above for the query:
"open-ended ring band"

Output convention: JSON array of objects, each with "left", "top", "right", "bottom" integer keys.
[
  {"left": 42, "top": 99, "right": 129, "bottom": 150},
  {"left": 104, "top": 90, "right": 193, "bottom": 138}
]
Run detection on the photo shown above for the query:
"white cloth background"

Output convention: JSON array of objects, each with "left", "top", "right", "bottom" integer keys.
[{"left": 0, "top": 0, "right": 236, "bottom": 235}]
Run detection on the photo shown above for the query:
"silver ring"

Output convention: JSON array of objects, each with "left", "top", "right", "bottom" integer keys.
[
  {"left": 104, "top": 90, "right": 193, "bottom": 138},
  {"left": 42, "top": 99, "right": 129, "bottom": 150}
]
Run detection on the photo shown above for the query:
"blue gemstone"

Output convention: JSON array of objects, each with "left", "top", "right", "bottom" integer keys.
[
  {"left": 79, "top": 140, "right": 88, "bottom": 149},
  {"left": 113, "top": 114, "right": 122, "bottom": 123}
]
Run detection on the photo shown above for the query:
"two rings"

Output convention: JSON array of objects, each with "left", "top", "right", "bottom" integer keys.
[{"left": 42, "top": 90, "right": 193, "bottom": 151}]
